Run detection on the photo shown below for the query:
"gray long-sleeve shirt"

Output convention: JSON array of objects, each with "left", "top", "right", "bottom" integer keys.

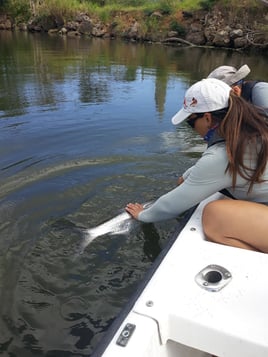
[
  {"left": 251, "top": 82, "right": 268, "bottom": 114},
  {"left": 138, "top": 141, "right": 268, "bottom": 222}
]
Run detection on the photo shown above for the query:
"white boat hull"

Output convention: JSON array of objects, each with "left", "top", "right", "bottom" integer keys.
[{"left": 93, "top": 193, "right": 268, "bottom": 357}]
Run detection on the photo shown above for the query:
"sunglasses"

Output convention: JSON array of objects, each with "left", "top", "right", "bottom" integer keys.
[{"left": 187, "top": 113, "right": 205, "bottom": 128}]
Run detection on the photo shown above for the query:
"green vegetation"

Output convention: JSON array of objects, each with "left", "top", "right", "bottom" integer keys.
[
  {"left": 170, "top": 20, "right": 186, "bottom": 36},
  {"left": 0, "top": 0, "right": 265, "bottom": 25},
  {"left": 3, "top": 0, "right": 32, "bottom": 22},
  {"left": 199, "top": 0, "right": 218, "bottom": 11},
  {"left": 0, "top": 0, "right": 206, "bottom": 23}
]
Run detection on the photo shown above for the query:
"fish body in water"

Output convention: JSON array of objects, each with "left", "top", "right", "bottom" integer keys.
[
  {"left": 84, "top": 211, "right": 133, "bottom": 244},
  {"left": 79, "top": 201, "right": 153, "bottom": 253}
]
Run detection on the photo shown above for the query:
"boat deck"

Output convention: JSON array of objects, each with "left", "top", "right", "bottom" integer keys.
[{"left": 98, "top": 193, "right": 268, "bottom": 357}]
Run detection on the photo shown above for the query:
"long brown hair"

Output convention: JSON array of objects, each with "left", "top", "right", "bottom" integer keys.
[{"left": 216, "top": 93, "right": 268, "bottom": 191}]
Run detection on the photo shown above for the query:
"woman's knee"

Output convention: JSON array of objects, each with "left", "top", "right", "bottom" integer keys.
[
  {"left": 202, "top": 201, "right": 218, "bottom": 227},
  {"left": 202, "top": 200, "right": 224, "bottom": 240}
]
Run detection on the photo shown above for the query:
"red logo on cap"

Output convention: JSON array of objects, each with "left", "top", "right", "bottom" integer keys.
[
  {"left": 190, "top": 97, "right": 198, "bottom": 107},
  {"left": 183, "top": 97, "right": 198, "bottom": 109}
]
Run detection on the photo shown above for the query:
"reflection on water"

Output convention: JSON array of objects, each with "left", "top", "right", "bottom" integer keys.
[
  {"left": 1, "top": 32, "right": 268, "bottom": 121},
  {"left": 0, "top": 31, "right": 267, "bottom": 356}
]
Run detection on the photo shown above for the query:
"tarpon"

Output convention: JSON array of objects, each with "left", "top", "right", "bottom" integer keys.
[{"left": 78, "top": 201, "right": 153, "bottom": 254}]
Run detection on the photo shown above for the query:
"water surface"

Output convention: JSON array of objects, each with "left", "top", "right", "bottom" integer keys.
[{"left": 0, "top": 31, "right": 267, "bottom": 356}]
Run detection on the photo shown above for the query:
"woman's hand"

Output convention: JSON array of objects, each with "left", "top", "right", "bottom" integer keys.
[
  {"left": 125, "top": 203, "right": 144, "bottom": 219},
  {"left": 177, "top": 176, "right": 184, "bottom": 185}
]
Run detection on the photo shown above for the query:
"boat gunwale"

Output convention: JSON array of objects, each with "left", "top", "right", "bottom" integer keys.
[{"left": 91, "top": 204, "right": 198, "bottom": 357}]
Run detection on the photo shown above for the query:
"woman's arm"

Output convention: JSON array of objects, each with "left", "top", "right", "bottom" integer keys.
[
  {"left": 126, "top": 144, "right": 233, "bottom": 223},
  {"left": 252, "top": 83, "right": 268, "bottom": 114}
]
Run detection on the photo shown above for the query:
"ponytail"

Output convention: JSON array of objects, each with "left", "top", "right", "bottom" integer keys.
[{"left": 217, "top": 94, "right": 268, "bottom": 191}]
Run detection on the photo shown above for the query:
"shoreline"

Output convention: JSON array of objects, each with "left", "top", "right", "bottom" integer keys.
[{"left": 0, "top": 4, "right": 268, "bottom": 51}]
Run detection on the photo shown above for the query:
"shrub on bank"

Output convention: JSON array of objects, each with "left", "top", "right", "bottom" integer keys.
[{"left": 1, "top": 0, "right": 264, "bottom": 25}]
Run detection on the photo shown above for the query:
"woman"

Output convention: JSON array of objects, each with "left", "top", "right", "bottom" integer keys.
[
  {"left": 125, "top": 78, "right": 268, "bottom": 253},
  {"left": 207, "top": 64, "right": 268, "bottom": 115}
]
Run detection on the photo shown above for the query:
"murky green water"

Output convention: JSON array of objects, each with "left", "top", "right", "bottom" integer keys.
[{"left": 0, "top": 31, "right": 267, "bottom": 356}]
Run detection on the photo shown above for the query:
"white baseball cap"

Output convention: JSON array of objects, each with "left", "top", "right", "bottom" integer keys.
[
  {"left": 171, "top": 78, "right": 231, "bottom": 126},
  {"left": 207, "top": 64, "right": 251, "bottom": 86}
]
